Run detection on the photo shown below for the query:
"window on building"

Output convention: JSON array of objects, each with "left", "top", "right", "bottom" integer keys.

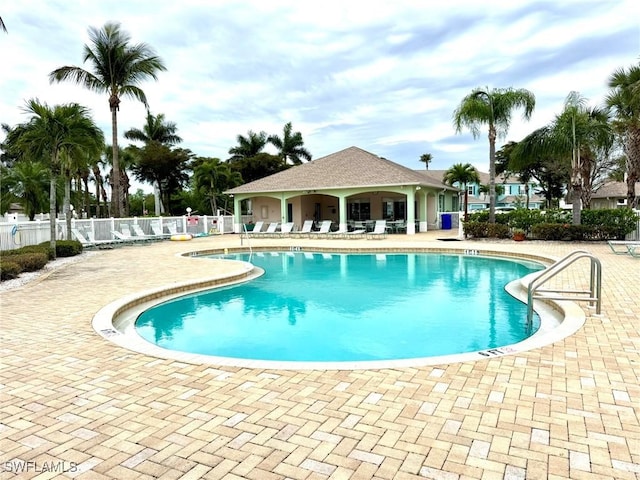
[
  {"left": 382, "top": 197, "right": 406, "bottom": 220},
  {"left": 347, "top": 199, "right": 370, "bottom": 220}
]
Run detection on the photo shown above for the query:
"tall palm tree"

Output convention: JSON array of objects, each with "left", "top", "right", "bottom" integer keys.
[
  {"left": 443, "top": 163, "right": 480, "bottom": 221},
  {"left": 268, "top": 122, "right": 312, "bottom": 165},
  {"left": 607, "top": 62, "right": 640, "bottom": 208},
  {"left": 453, "top": 87, "right": 535, "bottom": 223},
  {"left": 515, "top": 92, "right": 613, "bottom": 224},
  {"left": 49, "top": 22, "right": 166, "bottom": 217},
  {"left": 13, "top": 100, "right": 104, "bottom": 257},
  {"left": 228, "top": 130, "right": 268, "bottom": 162},
  {"left": 419, "top": 153, "right": 433, "bottom": 170}
]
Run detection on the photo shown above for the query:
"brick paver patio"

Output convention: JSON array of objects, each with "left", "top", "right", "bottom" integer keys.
[{"left": 1, "top": 233, "right": 638, "bottom": 479}]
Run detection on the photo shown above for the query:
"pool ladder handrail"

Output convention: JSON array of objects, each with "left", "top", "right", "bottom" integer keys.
[
  {"left": 527, "top": 250, "right": 601, "bottom": 327},
  {"left": 240, "top": 223, "right": 253, "bottom": 261}
]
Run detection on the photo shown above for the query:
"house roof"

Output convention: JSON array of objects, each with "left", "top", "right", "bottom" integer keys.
[
  {"left": 592, "top": 181, "right": 640, "bottom": 199},
  {"left": 227, "top": 146, "right": 458, "bottom": 194}
]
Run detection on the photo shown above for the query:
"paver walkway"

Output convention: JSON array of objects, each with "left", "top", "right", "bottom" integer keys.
[{"left": 1, "top": 234, "right": 638, "bottom": 479}]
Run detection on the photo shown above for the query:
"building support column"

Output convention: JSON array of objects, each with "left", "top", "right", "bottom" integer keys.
[
  {"left": 339, "top": 195, "right": 347, "bottom": 232},
  {"left": 407, "top": 189, "right": 416, "bottom": 235}
]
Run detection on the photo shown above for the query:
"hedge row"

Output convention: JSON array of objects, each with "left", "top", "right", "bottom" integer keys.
[
  {"left": 0, "top": 240, "right": 83, "bottom": 282},
  {"left": 465, "top": 208, "right": 638, "bottom": 240}
]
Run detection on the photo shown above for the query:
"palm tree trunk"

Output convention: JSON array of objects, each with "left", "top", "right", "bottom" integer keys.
[
  {"left": 625, "top": 129, "right": 640, "bottom": 208},
  {"left": 488, "top": 126, "right": 497, "bottom": 224},
  {"left": 64, "top": 170, "right": 72, "bottom": 240},
  {"left": 110, "top": 105, "right": 121, "bottom": 217},
  {"left": 49, "top": 154, "right": 58, "bottom": 259},
  {"left": 82, "top": 175, "right": 90, "bottom": 217}
]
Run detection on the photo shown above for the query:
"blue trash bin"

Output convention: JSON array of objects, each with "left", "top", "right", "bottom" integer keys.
[{"left": 441, "top": 213, "right": 452, "bottom": 230}]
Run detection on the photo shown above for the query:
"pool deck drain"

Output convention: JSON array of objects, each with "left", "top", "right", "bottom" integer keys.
[{"left": 1, "top": 233, "right": 639, "bottom": 479}]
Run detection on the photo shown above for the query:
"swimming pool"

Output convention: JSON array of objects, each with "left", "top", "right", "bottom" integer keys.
[{"left": 134, "top": 251, "right": 543, "bottom": 363}]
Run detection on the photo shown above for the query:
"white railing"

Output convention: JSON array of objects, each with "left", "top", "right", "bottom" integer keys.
[{"left": 0, "top": 214, "right": 240, "bottom": 251}]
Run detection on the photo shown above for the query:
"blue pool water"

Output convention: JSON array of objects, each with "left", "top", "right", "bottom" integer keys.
[{"left": 135, "top": 252, "right": 542, "bottom": 362}]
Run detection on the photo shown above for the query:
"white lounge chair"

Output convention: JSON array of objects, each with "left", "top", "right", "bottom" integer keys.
[
  {"left": 247, "top": 221, "right": 264, "bottom": 235},
  {"left": 279, "top": 222, "right": 295, "bottom": 237},
  {"left": 112, "top": 229, "right": 148, "bottom": 244},
  {"left": 150, "top": 222, "right": 171, "bottom": 239},
  {"left": 310, "top": 220, "right": 332, "bottom": 238},
  {"left": 252, "top": 222, "right": 279, "bottom": 237},
  {"left": 366, "top": 220, "right": 388, "bottom": 239},
  {"left": 86, "top": 230, "right": 124, "bottom": 247},
  {"left": 607, "top": 240, "right": 640, "bottom": 255},
  {"left": 132, "top": 224, "right": 160, "bottom": 241},
  {"left": 72, "top": 228, "right": 120, "bottom": 248},
  {"left": 166, "top": 222, "right": 179, "bottom": 235},
  {"left": 345, "top": 228, "right": 366, "bottom": 239},
  {"left": 291, "top": 220, "right": 314, "bottom": 238}
]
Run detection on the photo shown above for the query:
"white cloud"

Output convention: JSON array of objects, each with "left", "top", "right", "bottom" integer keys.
[{"left": 1, "top": 0, "right": 638, "bottom": 187}]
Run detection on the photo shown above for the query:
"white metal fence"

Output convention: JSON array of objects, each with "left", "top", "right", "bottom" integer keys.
[{"left": 0, "top": 214, "right": 248, "bottom": 251}]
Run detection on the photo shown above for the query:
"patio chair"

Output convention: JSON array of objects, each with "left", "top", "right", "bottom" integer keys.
[
  {"left": 279, "top": 222, "right": 295, "bottom": 237},
  {"left": 166, "top": 222, "right": 179, "bottom": 235},
  {"left": 150, "top": 222, "right": 171, "bottom": 239},
  {"left": 366, "top": 220, "right": 388, "bottom": 239},
  {"left": 310, "top": 220, "right": 332, "bottom": 238},
  {"left": 345, "top": 228, "right": 366, "bottom": 239},
  {"left": 327, "top": 226, "right": 348, "bottom": 239},
  {"left": 246, "top": 221, "right": 264, "bottom": 235},
  {"left": 71, "top": 228, "right": 93, "bottom": 246},
  {"left": 607, "top": 240, "right": 640, "bottom": 255},
  {"left": 86, "top": 230, "right": 124, "bottom": 247},
  {"left": 132, "top": 224, "right": 161, "bottom": 241},
  {"left": 291, "top": 220, "right": 314, "bottom": 238},
  {"left": 112, "top": 228, "right": 148, "bottom": 244},
  {"left": 252, "top": 222, "right": 279, "bottom": 237},
  {"left": 627, "top": 244, "right": 639, "bottom": 258}
]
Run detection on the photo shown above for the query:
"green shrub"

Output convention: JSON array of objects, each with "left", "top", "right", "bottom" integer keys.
[
  {"left": 531, "top": 223, "right": 570, "bottom": 240},
  {"left": 467, "top": 210, "right": 511, "bottom": 224},
  {"left": 581, "top": 209, "right": 638, "bottom": 240},
  {"left": 4, "top": 244, "right": 54, "bottom": 260},
  {"left": 463, "top": 221, "right": 510, "bottom": 238},
  {"left": 38, "top": 240, "right": 83, "bottom": 258},
  {"left": 55, "top": 240, "right": 83, "bottom": 257},
  {"left": 487, "top": 223, "right": 511, "bottom": 238},
  {"left": 508, "top": 209, "right": 546, "bottom": 232},
  {"left": 8, "top": 252, "right": 49, "bottom": 272},
  {"left": 463, "top": 221, "right": 488, "bottom": 238},
  {"left": 0, "top": 259, "right": 22, "bottom": 281}
]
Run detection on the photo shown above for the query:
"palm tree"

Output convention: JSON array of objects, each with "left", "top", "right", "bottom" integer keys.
[
  {"left": 13, "top": 100, "right": 104, "bottom": 257},
  {"left": 443, "top": 163, "right": 480, "bottom": 221},
  {"left": 268, "top": 122, "right": 312, "bottom": 165},
  {"left": 606, "top": 62, "right": 640, "bottom": 208},
  {"left": 453, "top": 87, "right": 535, "bottom": 223},
  {"left": 193, "top": 158, "right": 243, "bottom": 214},
  {"left": 124, "top": 111, "right": 182, "bottom": 146},
  {"left": 2, "top": 160, "right": 49, "bottom": 220},
  {"left": 125, "top": 111, "right": 182, "bottom": 214},
  {"left": 419, "top": 153, "right": 433, "bottom": 170},
  {"left": 515, "top": 92, "right": 613, "bottom": 224},
  {"left": 49, "top": 22, "right": 166, "bottom": 218},
  {"left": 228, "top": 130, "right": 268, "bottom": 162}
]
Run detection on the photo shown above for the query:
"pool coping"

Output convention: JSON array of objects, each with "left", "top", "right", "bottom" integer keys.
[{"left": 92, "top": 246, "right": 586, "bottom": 370}]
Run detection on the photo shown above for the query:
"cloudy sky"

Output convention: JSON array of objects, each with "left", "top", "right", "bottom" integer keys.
[{"left": 1, "top": 0, "right": 638, "bottom": 184}]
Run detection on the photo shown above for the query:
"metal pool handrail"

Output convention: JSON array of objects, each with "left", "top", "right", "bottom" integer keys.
[
  {"left": 240, "top": 223, "right": 253, "bottom": 261},
  {"left": 527, "top": 250, "right": 602, "bottom": 327}
]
